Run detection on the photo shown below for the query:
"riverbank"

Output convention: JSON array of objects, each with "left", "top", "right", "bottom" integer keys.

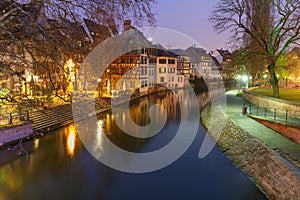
[
  {"left": 0, "top": 121, "right": 33, "bottom": 146},
  {"left": 201, "top": 98, "right": 300, "bottom": 199}
]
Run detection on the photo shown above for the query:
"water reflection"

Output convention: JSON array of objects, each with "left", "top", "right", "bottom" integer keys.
[
  {"left": 96, "top": 120, "right": 104, "bottom": 155},
  {"left": 33, "top": 139, "right": 39, "bottom": 150},
  {"left": 65, "top": 125, "right": 76, "bottom": 157},
  {"left": 0, "top": 89, "right": 266, "bottom": 200}
]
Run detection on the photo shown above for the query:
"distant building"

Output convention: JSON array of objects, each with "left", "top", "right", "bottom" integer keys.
[
  {"left": 170, "top": 49, "right": 191, "bottom": 79},
  {"left": 155, "top": 48, "right": 184, "bottom": 89},
  {"left": 184, "top": 45, "right": 213, "bottom": 79},
  {"left": 97, "top": 21, "right": 186, "bottom": 97},
  {"left": 210, "top": 49, "right": 232, "bottom": 79}
]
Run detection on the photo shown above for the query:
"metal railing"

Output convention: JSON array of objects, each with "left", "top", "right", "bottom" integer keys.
[{"left": 247, "top": 104, "right": 300, "bottom": 125}]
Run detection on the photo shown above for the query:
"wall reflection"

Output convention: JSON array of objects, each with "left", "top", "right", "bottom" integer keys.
[{"left": 96, "top": 120, "right": 104, "bottom": 154}]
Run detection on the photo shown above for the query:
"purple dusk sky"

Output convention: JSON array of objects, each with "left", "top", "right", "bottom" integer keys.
[{"left": 153, "top": 0, "right": 229, "bottom": 51}]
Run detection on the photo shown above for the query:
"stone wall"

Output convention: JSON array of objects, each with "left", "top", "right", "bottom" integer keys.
[
  {"left": 243, "top": 89, "right": 300, "bottom": 118},
  {"left": 250, "top": 115, "right": 300, "bottom": 145},
  {"left": 201, "top": 107, "right": 300, "bottom": 200},
  {"left": 0, "top": 122, "right": 33, "bottom": 145}
]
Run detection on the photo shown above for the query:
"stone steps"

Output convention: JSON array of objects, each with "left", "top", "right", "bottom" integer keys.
[{"left": 29, "top": 98, "right": 110, "bottom": 133}]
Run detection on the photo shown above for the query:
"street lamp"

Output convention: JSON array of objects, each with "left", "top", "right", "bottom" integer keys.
[
  {"left": 242, "top": 75, "right": 248, "bottom": 89},
  {"left": 263, "top": 74, "right": 267, "bottom": 79}
]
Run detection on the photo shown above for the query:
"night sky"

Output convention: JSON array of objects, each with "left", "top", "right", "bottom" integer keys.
[{"left": 152, "top": 0, "right": 229, "bottom": 51}]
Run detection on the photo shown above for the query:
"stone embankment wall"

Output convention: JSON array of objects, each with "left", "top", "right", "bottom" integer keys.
[
  {"left": 201, "top": 107, "right": 300, "bottom": 200},
  {"left": 243, "top": 89, "right": 300, "bottom": 118},
  {"left": 250, "top": 115, "right": 300, "bottom": 145},
  {"left": 0, "top": 122, "right": 33, "bottom": 145}
]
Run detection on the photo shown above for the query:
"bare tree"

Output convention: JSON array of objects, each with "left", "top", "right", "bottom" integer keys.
[
  {"left": 209, "top": 0, "right": 300, "bottom": 98},
  {"left": 0, "top": 0, "right": 156, "bottom": 113}
]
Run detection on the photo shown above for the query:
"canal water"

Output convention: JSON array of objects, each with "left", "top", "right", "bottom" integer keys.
[{"left": 0, "top": 90, "right": 266, "bottom": 200}]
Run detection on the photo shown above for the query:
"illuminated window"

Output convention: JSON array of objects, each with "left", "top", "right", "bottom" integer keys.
[
  {"left": 159, "top": 68, "right": 166, "bottom": 73},
  {"left": 168, "top": 68, "right": 175, "bottom": 73}
]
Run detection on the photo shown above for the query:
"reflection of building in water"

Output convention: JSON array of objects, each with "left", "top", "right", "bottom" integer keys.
[{"left": 129, "top": 98, "right": 151, "bottom": 127}]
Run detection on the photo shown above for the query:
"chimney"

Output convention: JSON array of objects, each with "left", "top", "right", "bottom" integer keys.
[{"left": 124, "top": 20, "right": 131, "bottom": 32}]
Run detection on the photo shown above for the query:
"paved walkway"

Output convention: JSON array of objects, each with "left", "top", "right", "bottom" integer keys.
[{"left": 222, "top": 90, "right": 300, "bottom": 176}]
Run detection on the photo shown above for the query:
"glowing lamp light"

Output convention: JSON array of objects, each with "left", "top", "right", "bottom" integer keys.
[
  {"left": 26, "top": 74, "right": 32, "bottom": 82},
  {"left": 237, "top": 75, "right": 241, "bottom": 80},
  {"left": 33, "top": 75, "right": 39, "bottom": 82},
  {"left": 242, "top": 75, "right": 248, "bottom": 83},
  {"left": 66, "top": 59, "right": 75, "bottom": 69},
  {"left": 263, "top": 74, "right": 267, "bottom": 79}
]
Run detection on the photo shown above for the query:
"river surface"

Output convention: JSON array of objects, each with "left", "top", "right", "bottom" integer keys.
[{"left": 0, "top": 89, "right": 266, "bottom": 200}]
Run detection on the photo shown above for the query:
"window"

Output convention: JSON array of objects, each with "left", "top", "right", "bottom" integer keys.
[
  {"left": 141, "top": 80, "right": 147, "bottom": 88},
  {"left": 160, "top": 77, "right": 164, "bottom": 83},
  {"left": 149, "top": 58, "right": 156, "bottom": 64},
  {"left": 159, "top": 59, "right": 167, "bottom": 64},
  {"left": 168, "top": 59, "right": 175, "bottom": 64},
  {"left": 159, "top": 68, "right": 166, "bottom": 73},
  {"left": 141, "top": 68, "right": 147, "bottom": 75},
  {"left": 168, "top": 68, "right": 175, "bottom": 73},
  {"left": 130, "top": 81, "right": 135, "bottom": 88},
  {"left": 141, "top": 57, "right": 147, "bottom": 64}
]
